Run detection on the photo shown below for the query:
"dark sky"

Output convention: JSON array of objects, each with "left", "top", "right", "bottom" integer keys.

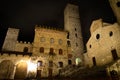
[{"left": 0, "top": 0, "right": 116, "bottom": 49}]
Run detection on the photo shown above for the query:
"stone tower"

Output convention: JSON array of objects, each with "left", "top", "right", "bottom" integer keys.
[
  {"left": 64, "top": 3, "right": 84, "bottom": 64},
  {"left": 109, "top": 0, "right": 120, "bottom": 25},
  {"left": 2, "top": 28, "right": 19, "bottom": 51}
]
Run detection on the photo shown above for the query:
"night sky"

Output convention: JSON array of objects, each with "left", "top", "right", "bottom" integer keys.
[{"left": 0, "top": 0, "right": 116, "bottom": 49}]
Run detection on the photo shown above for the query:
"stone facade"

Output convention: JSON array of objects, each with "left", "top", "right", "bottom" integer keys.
[
  {"left": 0, "top": 3, "right": 84, "bottom": 79},
  {"left": 84, "top": 19, "right": 120, "bottom": 67},
  {"left": 64, "top": 4, "right": 84, "bottom": 64}
]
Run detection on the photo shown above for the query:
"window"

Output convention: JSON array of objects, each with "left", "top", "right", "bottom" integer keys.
[
  {"left": 59, "top": 39, "right": 62, "bottom": 45},
  {"left": 89, "top": 44, "right": 92, "bottom": 48},
  {"left": 40, "top": 47, "right": 44, "bottom": 53},
  {"left": 37, "top": 61, "right": 42, "bottom": 67},
  {"left": 40, "top": 37, "right": 45, "bottom": 42},
  {"left": 59, "top": 62, "right": 63, "bottom": 67},
  {"left": 75, "top": 33, "right": 78, "bottom": 38},
  {"left": 96, "top": 34, "right": 100, "bottom": 40},
  {"left": 59, "top": 49, "right": 63, "bottom": 55},
  {"left": 68, "top": 60, "right": 72, "bottom": 65},
  {"left": 23, "top": 47, "right": 28, "bottom": 52},
  {"left": 68, "top": 54, "right": 72, "bottom": 58},
  {"left": 67, "top": 32, "right": 69, "bottom": 39},
  {"left": 49, "top": 61, "right": 53, "bottom": 67},
  {"left": 117, "top": 2, "right": 120, "bottom": 7},
  {"left": 75, "top": 28, "right": 77, "bottom": 31},
  {"left": 109, "top": 31, "right": 113, "bottom": 37},
  {"left": 76, "top": 43, "right": 78, "bottom": 47},
  {"left": 67, "top": 41, "right": 71, "bottom": 47},
  {"left": 49, "top": 48, "right": 54, "bottom": 55},
  {"left": 50, "top": 38, "right": 54, "bottom": 43}
]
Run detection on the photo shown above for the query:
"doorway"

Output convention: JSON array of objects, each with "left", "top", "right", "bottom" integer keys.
[
  {"left": 92, "top": 57, "right": 96, "bottom": 66},
  {"left": 48, "top": 68, "right": 52, "bottom": 77},
  {"left": 111, "top": 49, "right": 118, "bottom": 61},
  {"left": 37, "top": 70, "right": 41, "bottom": 79}
]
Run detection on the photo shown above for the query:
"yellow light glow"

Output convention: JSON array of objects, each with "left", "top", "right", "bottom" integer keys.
[{"left": 27, "top": 60, "right": 37, "bottom": 72}]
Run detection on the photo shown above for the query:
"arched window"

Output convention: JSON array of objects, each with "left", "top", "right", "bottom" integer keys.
[
  {"left": 59, "top": 62, "right": 63, "bottom": 67},
  {"left": 49, "top": 48, "right": 54, "bottom": 55},
  {"left": 40, "top": 47, "right": 44, "bottom": 53},
  {"left": 67, "top": 32, "right": 69, "bottom": 39},
  {"left": 67, "top": 41, "right": 71, "bottom": 47},
  {"left": 37, "top": 61, "right": 42, "bottom": 67},
  {"left": 23, "top": 47, "right": 28, "bottom": 52},
  {"left": 59, "top": 49, "right": 63, "bottom": 55}
]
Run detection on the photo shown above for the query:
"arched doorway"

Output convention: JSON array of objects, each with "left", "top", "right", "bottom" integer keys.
[
  {"left": 75, "top": 58, "right": 82, "bottom": 65},
  {"left": 14, "top": 61, "right": 27, "bottom": 79},
  {"left": 0, "top": 60, "right": 14, "bottom": 79}
]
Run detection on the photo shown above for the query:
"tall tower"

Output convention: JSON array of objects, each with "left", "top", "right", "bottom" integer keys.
[
  {"left": 64, "top": 3, "right": 84, "bottom": 64},
  {"left": 2, "top": 28, "right": 19, "bottom": 51},
  {"left": 109, "top": 0, "right": 120, "bottom": 25}
]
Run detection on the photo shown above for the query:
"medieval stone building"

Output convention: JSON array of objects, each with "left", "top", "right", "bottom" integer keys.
[{"left": 0, "top": 3, "right": 84, "bottom": 79}]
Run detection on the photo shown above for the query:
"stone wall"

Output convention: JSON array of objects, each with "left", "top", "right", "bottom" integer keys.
[{"left": 84, "top": 19, "right": 120, "bottom": 67}]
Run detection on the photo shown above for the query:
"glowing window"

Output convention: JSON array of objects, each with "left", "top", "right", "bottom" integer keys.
[{"left": 37, "top": 61, "right": 42, "bottom": 67}]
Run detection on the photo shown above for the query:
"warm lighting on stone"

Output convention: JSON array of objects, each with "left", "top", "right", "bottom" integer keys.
[
  {"left": 27, "top": 60, "right": 37, "bottom": 78},
  {"left": 27, "top": 60, "right": 37, "bottom": 72}
]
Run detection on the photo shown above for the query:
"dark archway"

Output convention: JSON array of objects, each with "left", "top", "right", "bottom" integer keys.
[
  {"left": 0, "top": 60, "right": 14, "bottom": 79},
  {"left": 14, "top": 61, "right": 27, "bottom": 79}
]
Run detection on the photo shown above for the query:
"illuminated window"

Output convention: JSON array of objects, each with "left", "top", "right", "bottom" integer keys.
[
  {"left": 49, "top": 61, "right": 53, "bottom": 67},
  {"left": 59, "top": 49, "right": 63, "bottom": 55},
  {"left": 37, "top": 61, "right": 42, "bottom": 67},
  {"left": 23, "top": 47, "right": 28, "bottom": 52},
  {"left": 109, "top": 31, "right": 113, "bottom": 37},
  {"left": 49, "top": 48, "right": 54, "bottom": 55},
  {"left": 59, "top": 62, "right": 63, "bottom": 67},
  {"left": 40, "top": 47, "right": 44, "bottom": 53},
  {"left": 50, "top": 38, "right": 54, "bottom": 43},
  {"left": 96, "top": 34, "right": 100, "bottom": 40}
]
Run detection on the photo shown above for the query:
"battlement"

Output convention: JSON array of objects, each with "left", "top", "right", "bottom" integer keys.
[
  {"left": 35, "top": 25, "right": 64, "bottom": 31},
  {"left": 16, "top": 41, "right": 33, "bottom": 45}
]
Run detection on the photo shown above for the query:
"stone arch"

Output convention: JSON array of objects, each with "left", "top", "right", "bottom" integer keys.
[
  {"left": 75, "top": 58, "right": 82, "bottom": 65},
  {"left": 0, "top": 60, "right": 14, "bottom": 79},
  {"left": 14, "top": 61, "right": 28, "bottom": 79}
]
